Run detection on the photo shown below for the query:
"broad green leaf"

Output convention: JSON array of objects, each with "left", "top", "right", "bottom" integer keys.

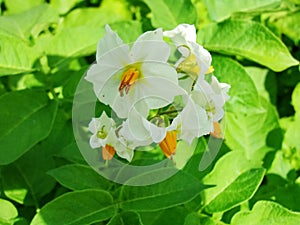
[
  {"left": 231, "top": 200, "right": 300, "bottom": 225},
  {"left": 120, "top": 169, "right": 204, "bottom": 211},
  {"left": 8, "top": 4, "right": 59, "bottom": 39},
  {"left": 198, "top": 20, "right": 299, "bottom": 71},
  {"left": 50, "top": 0, "right": 84, "bottom": 14},
  {"left": 54, "top": 142, "right": 86, "bottom": 164},
  {"left": 110, "top": 21, "right": 143, "bottom": 43},
  {"left": 245, "top": 66, "right": 277, "bottom": 103},
  {"left": 271, "top": 11, "right": 300, "bottom": 43},
  {"left": 3, "top": 0, "right": 44, "bottom": 14},
  {"left": 0, "top": 37, "right": 39, "bottom": 76},
  {"left": 184, "top": 213, "right": 226, "bottom": 225},
  {"left": 107, "top": 211, "right": 143, "bottom": 225},
  {"left": 48, "top": 164, "right": 112, "bottom": 191},
  {"left": 63, "top": 0, "right": 131, "bottom": 28},
  {"left": 43, "top": 27, "right": 105, "bottom": 58},
  {"left": 292, "top": 82, "right": 300, "bottom": 116},
  {"left": 212, "top": 55, "right": 261, "bottom": 111},
  {"left": 0, "top": 17, "right": 27, "bottom": 42},
  {"left": 0, "top": 90, "right": 57, "bottom": 164},
  {"left": 0, "top": 198, "right": 18, "bottom": 224},
  {"left": 281, "top": 83, "right": 300, "bottom": 170},
  {"left": 203, "top": 151, "right": 265, "bottom": 213},
  {"left": 2, "top": 146, "right": 56, "bottom": 206},
  {"left": 224, "top": 97, "right": 280, "bottom": 161},
  {"left": 268, "top": 151, "right": 293, "bottom": 178},
  {"left": 30, "top": 189, "right": 117, "bottom": 225},
  {"left": 142, "top": 0, "right": 197, "bottom": 29},
  {"left": 140, "top": 207, "right": 189, "bottom": 225},
  {"left": 203, "top": 0, "right": 281, "bottom": 22}
]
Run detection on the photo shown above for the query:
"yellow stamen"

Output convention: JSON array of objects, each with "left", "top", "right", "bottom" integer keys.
[
  {"left": 119, "top": 68, "right": 139, "bottom": 96},
  {"left": 210, "top": 122, "right": 222, "bottom": 139},
  {"left": 177, "top": 54, "right": 200, "bottom": 80},
  {"left": 205, "top": 66, "right": 214, "bottom": 74},
  {"left": 102, "top": 145, "right": 116, "bottom": 160},
  {"left": 159, "top": 131, "right": 177, "bottom": 158}
]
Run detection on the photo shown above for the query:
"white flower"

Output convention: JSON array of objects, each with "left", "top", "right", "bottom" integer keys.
[
  {"left": 192, "top": 75, "right": 230, "bottom": 122},
  {"left": 85, "top": 25, "right": 181, "bottom": 119},
  {"left": 122, "top": 94, "right": 212, "bottom": 156},
  {"left": 164, "top": 24, "right": 212, "bottom": 79},
  {"left": 168, "top": 96, "right": 212, "bottom": 144},
  {"left": 88, "top": 112, "right": 135, "bottom": 161}
]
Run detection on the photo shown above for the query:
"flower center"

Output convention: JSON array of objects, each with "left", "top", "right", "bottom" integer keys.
[
  {"left": 119, "top": 67, "right": 139, "bottom": 96},
  {"left": 96, "top": 125, "right": 107, "bottom": 139}
]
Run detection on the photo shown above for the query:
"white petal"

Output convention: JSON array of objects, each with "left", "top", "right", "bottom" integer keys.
[
  {"left": 131, "top": 29, "right": 170, "bottom": 62},
  {"left": 89, "top": 134, "right": 103, "bottom": 148},
  {"left": 96, "top": 25, "right": 129, "bottom": 61},
  {"left": 163, "top": 24, "right": 197, "bottom": 45}
]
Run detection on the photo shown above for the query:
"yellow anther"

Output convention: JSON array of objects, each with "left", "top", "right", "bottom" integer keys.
[
  {"left": 119, "top": 68, "right": 139, "bottom": 96},
  {"left": 102, "top": 144, "right": 116, "bottom": 160},
  {"left": 159, "top": 131, "right": 177, "bottom": 158}
]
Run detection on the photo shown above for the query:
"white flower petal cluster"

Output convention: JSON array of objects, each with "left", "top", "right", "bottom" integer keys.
[{"left": 86, "top": 24, "right": 230, "bottom": 161}]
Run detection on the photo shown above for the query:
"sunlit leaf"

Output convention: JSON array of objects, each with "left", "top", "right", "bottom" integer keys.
[
  {"left": 142, "top": 0, "right": 197, "bottom": 29},
  {"left": 203, "top": 0, "right": 281, "bottom": 21},
  {"left": 0, "top": 198, "right": 18, "bottom": 224},
  {"left": 231, "top": 201, "right": 300, "bottom": 225},
  {"left": 198, "top": 20, "right": 299, "bottom": 71},
  {"left": 203, "top": 151, "right": 265, "bottom": 213}
]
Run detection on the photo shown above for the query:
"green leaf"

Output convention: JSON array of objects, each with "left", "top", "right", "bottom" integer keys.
[
  {"left": 212, "top": 55, "right": 261, "bottom": 111},
  {"left": 292, "top": 82, "right": 300, "bottom": 116},
  {"left": 0, "top": 37, "right": 39, "bottom": 76},
  {"left": 8, "top": 4, "right": 59, "bottom": 39},
  {"left": 0, "top": 17, "right": 27, "bottom": 43},
  {"left": 30, "top": 190, "right": 117, "bottom": 225},
  {"left": 120, "top": 168, "right": 204, "bottom": 211},
  {"left": 271, "top": 11, "right": 300, "bottom": 43},
  {"left": 245, "top": 66, "right": 277, "bottom": 103},
  {"left": 50, "top": 0, "right": 84, "bottom": 14},
  {"left": 3, "top": 0, "right": 44, "bottom": 14},
  {"left": 63, "top": 0, "right": 131, "bottom": 28},
  {"left": 107, "top": 211, "right": 144, "bottom": 225},
  {"left": 43, "top": 26, "right": 105, "bottom": 58},
  {"left": 224, "top": 97, "right": 280, "bottom": 161},
  {"left": 110, "top": 21, "right": 143, "bottom": 43},
  {"left": 142, "top": 0, "right": 197, "bottom": 29},
  {"left": 140, "top": 207, "right": 189, "bottom": 225},
  {"left": 231, "top": 200, "right": 300, "bottom": 225},
  {"left": 1, "top": 146, "right": 56, "bottom": 206},
  {"left": 0, "top": 90, "right": 57, "bottom": 164},
  {"left": 198, "top": 20, "right": 299, "bottom": 71},
  {"left": 184, "top": 213, "right": 226, "bottom": 225},
  {"left": 280, "top": 83, "right": 300, "bottom": 170},
  {"left": 203, "top": 0, "right": 281, "bottom": 22},
  {"left": 0, "top": 198, "right": 18, "bottom": 224},
  {"left": 48, "top": 164, "right": 112, "bottom": 191},
  {"left": 203, "top": 151, "right": 265, "bottom": 213}
]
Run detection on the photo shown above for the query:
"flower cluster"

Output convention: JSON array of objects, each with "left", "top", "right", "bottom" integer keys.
[{"left": 85, "top": 24, "right": 230, "bottom": 161}]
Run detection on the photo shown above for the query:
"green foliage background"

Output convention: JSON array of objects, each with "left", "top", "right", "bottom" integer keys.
[{"left": 0, "top": 0, "right": 300, "bottom": 224}]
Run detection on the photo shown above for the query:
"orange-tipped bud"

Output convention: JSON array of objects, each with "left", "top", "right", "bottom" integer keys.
[
  {"left": 159, "top": 131, "right": 177, "bottom": 158},
  {"left": 119, "top": 68, "right": 139, "bottom": 96},
  {"left": 102, "top": 145, "right": 116, "bottom": 160},
  {"left": 210, "top": 122, "right": 222, "bottom": 139}
]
